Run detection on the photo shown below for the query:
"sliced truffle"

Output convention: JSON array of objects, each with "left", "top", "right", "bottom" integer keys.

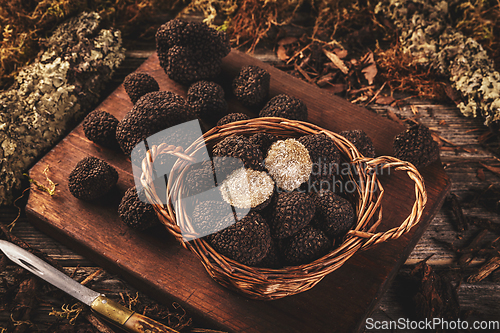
[
  {"left": 116, "top": 91, "right": 195, "bottom": 155},
  {"left": 311, "top": 190, "right": 356, "bottom": 238},
  {"left": 259, "top": 94, "right": 307, "bottom": 121},
  {"left": 264, "top": 138, "right": 312, "bottom": 191},
  {"left": 118, "top": 187, "right": 161, "bottom": 230},
  {"left": 216, "top": 112, "right": 250, "bottom": 126},
  {"left": 212, "top": 135, "right": 263, "bottom": 171},
  {"left": 282, "top": 226, "right": 331, "bottom": 266},
  {"left": 339, "top": 129, "right": 375, "bottom": 158},
  {"left": 156, "top": 19, "right": 231, "bottom": 84},
  {"left": 123, "top": 72, "right": 160, "bottom": 104},
  {"left": 209, "top": 211, "right": 271, "bottom": 266},
  {"left": 191, "top": 200, "right": 237, "bottom": 237},
  {"left": 219, "top": 168, "right": 274, "bottom": 211},
  {"left": 187, "top": 81, "right": 227, "bottom": 123},
  {"left": 82, "top": 110, "right": 119, "bottom": 149},
  {"left": 393, "top": 124, "right": 439, "bottom": 168},
  {"left": 249, "top": 133, "right": 277, "bottom": 155},
  {"left": 232, "top": 65, "right": 270, "bottom": 107},
  {"left": 298, "top": 133, "right": 341, "bottom": 189},
  {"left": 269, "top": 191, "right": 315, "bottom": 239},
  {"left": 68, "top": 156, "right": 118, "bottom": 201}
]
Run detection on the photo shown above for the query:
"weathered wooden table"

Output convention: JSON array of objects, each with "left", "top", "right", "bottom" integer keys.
[{"left": 1, "top": 40, "right": 499, "bottom": 332}]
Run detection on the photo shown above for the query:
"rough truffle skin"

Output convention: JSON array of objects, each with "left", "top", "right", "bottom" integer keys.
[
  {"left": 116, "top": 91, "right": 194, "bottom": 155},
  {"left": 187, "top": 81, "right": 227, "bottom": 122},
  {"left": 118, "top": 187, "right": 160, "bottom": 231},
  {"left": 184, "top": 160, "right": 216, "bottom": 197},
  {"left": 393, "top": 124, "right": 439, "bottom": 168},
  {"left": 270, "top": 191, "right": 315, "bottom": 239},
  {"left": 216, "top": 112, "right": 249, "bottom": 126},
  {"left": 212, "top": 135, "right": 263, "bottom": 171},
  {"left": 249, "top": 133, "right": 277, "bottom": 155},
  {"left": 68, "top": 156, "right": 118, "bottom": 201},
  {"left": 209, "top": 211, "right": 271, "bottom": 266},
  {"left": 259, "top": 94, "right": 307, "bottom": 121},
  {"left": 339, "top": 129, "right": 375, "bottom": 158},
  {"left": 311, "top": 190, "right": 356, "bottom": 238},
  {"left": 282, "top": 226, "right": 331, "bottom": 266},
  {"left": 232, "top": 65, "right": 270, "bottom": 107},
  {"left": 156, "top": 19, "right": 231, "bottom": 85},
  {"left": 298, "top": 133, "right": 341, "bottom": 188},
  {"left": 192, "top": 200, "right": 237, "bottom": 237},
  {"left": 82, "top": 110, "right": 119, "bottom": 149},
  {"left": 123, "top": 72, "right": 160, "bottom": 104}
]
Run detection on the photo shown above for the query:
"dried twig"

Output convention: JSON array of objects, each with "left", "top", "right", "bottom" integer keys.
[{"left": 468, "top": 256, "right": 500, "bottom": 283}]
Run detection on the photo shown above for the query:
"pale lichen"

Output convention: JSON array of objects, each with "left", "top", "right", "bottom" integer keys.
[
  {"left": 0, "top": 12, "right": 125, "bottom": 205},
  {"left": 376, "top": 0, "right": 500, "bottom": 126}
]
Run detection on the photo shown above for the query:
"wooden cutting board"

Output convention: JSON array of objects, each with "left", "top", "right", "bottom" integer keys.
[{"left": 26, "top": 50, "right": 451, "bottom": 333}]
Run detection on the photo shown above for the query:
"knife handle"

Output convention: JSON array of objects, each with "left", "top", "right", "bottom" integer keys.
[{"left": 91, "top": 295, "right": 178, "bottom": 333}]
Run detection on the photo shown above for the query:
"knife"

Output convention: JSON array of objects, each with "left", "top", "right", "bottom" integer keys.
[{"left": 0, "top": 240, "right": 178, "bottom": 333}]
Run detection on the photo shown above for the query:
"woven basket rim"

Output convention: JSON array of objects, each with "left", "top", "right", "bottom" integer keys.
[{"left": 140, "top": 117, "right": 427, "bottom": 300}]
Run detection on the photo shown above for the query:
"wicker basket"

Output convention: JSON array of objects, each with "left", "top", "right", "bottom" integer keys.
[{"left": 139, "top": 117, "right": 427, "bottom": 300}]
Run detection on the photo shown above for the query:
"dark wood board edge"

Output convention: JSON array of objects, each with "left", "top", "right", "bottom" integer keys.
[{"left": 354, "top": 165, "right": 451, "bottom": 332}]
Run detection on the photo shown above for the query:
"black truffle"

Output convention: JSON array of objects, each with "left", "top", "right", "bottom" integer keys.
[
  {"left": 339, "top": 129, "right": 375, "bottom": 158},
  {"left": 156, "top": 19, "right": 231, "bottom": 85},
  {"left": 184, "top": 160, "right": 217, "bottom": 197},
  {"left": 82, "top": 110, "right": 119, "bottom": 149},
  {"left": 269, "top": 191, "right": 315, "bottom": 239},
  {"left": 393, "top": 124, "right": 439, "bottom": 168},
  {"left": 282, "top": 226, "right": 331, "bottom": 266},
  {"left": 209, "top": 211, "right": 271, "bottom": 266},
  {"left": 232, "top": 65, "right": 270, "bottom": 107},
  {"left": 116, "top": 91, "right": 195, "bottom": 155},
  {"left": 187, "top": 81, "right": 227, "bottom": 122},
  {"left": 216, "top": 112, "right": 250, "bottom": 126},
  {"left": 123, "top": 72, "right": 160, "bottom": 104},
  {"left": 68, "top": 156, "right": 118, "bottom": 201},
  {"left": 249, "top": 133, "right": 277, "bottom": 155},
  {"left": 257, "top": 240, "right": 282, "bottom": 268},
  {"left": 212, "top": 135, "right": 263, "bottom": 171},
  {"left": 118, "top": 187, "right": 161, "bottom": 230},
  {"left": 298, "top": 133, "right": 341, "bottom": 189},
  {"left": 259, "top": 94, "right": 307, "bottom": 121},
  {"left": 191, "top": 200, "right": 237, "bottom": 237},
  {"left": 311, "top": 190, "right": 356, "bottom": 238}
]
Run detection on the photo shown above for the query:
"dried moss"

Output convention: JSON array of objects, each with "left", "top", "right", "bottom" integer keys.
[
  {"left": 0, "top": 12, "right": 125, "bottom": 205},
  {"left": 377, "top": 0, "right": 500, "bottom": 125}
]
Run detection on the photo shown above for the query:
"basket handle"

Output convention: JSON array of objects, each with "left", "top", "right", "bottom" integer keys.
[{"left": 347, "top": 156, "right": 427, "bottom": 250}]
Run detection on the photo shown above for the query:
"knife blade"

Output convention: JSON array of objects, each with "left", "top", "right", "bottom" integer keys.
[{"left": 0, "top": 240, "right": 178, "bottom": 333}]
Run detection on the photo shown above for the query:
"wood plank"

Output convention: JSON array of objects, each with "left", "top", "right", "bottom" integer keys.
[{"left": 25, "top": 49, "right": 451, "bottom": 333}]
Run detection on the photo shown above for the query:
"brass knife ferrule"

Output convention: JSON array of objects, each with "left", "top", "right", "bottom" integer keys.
[{"left": 90, "top": 295, "right": 134, "bottom": 326}]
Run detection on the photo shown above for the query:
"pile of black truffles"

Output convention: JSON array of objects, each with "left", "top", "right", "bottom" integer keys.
[
  {"left": 68, "top": 156, "right": 118, "bottom": 201},
  {"left": 69, "top": 18, "right": 385, "bottom": 270},
  {"left": 155, "top": 19, "right": 231, "bottom": 84},
  {"left": 191, "top": 133, "right": 358, "bottom": 268},
  {"left": 393, "top": 124, "right": 439, "bottom": 168},
  {"left": 123, "top": 72, "right": 160, "bottom": 104}
]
